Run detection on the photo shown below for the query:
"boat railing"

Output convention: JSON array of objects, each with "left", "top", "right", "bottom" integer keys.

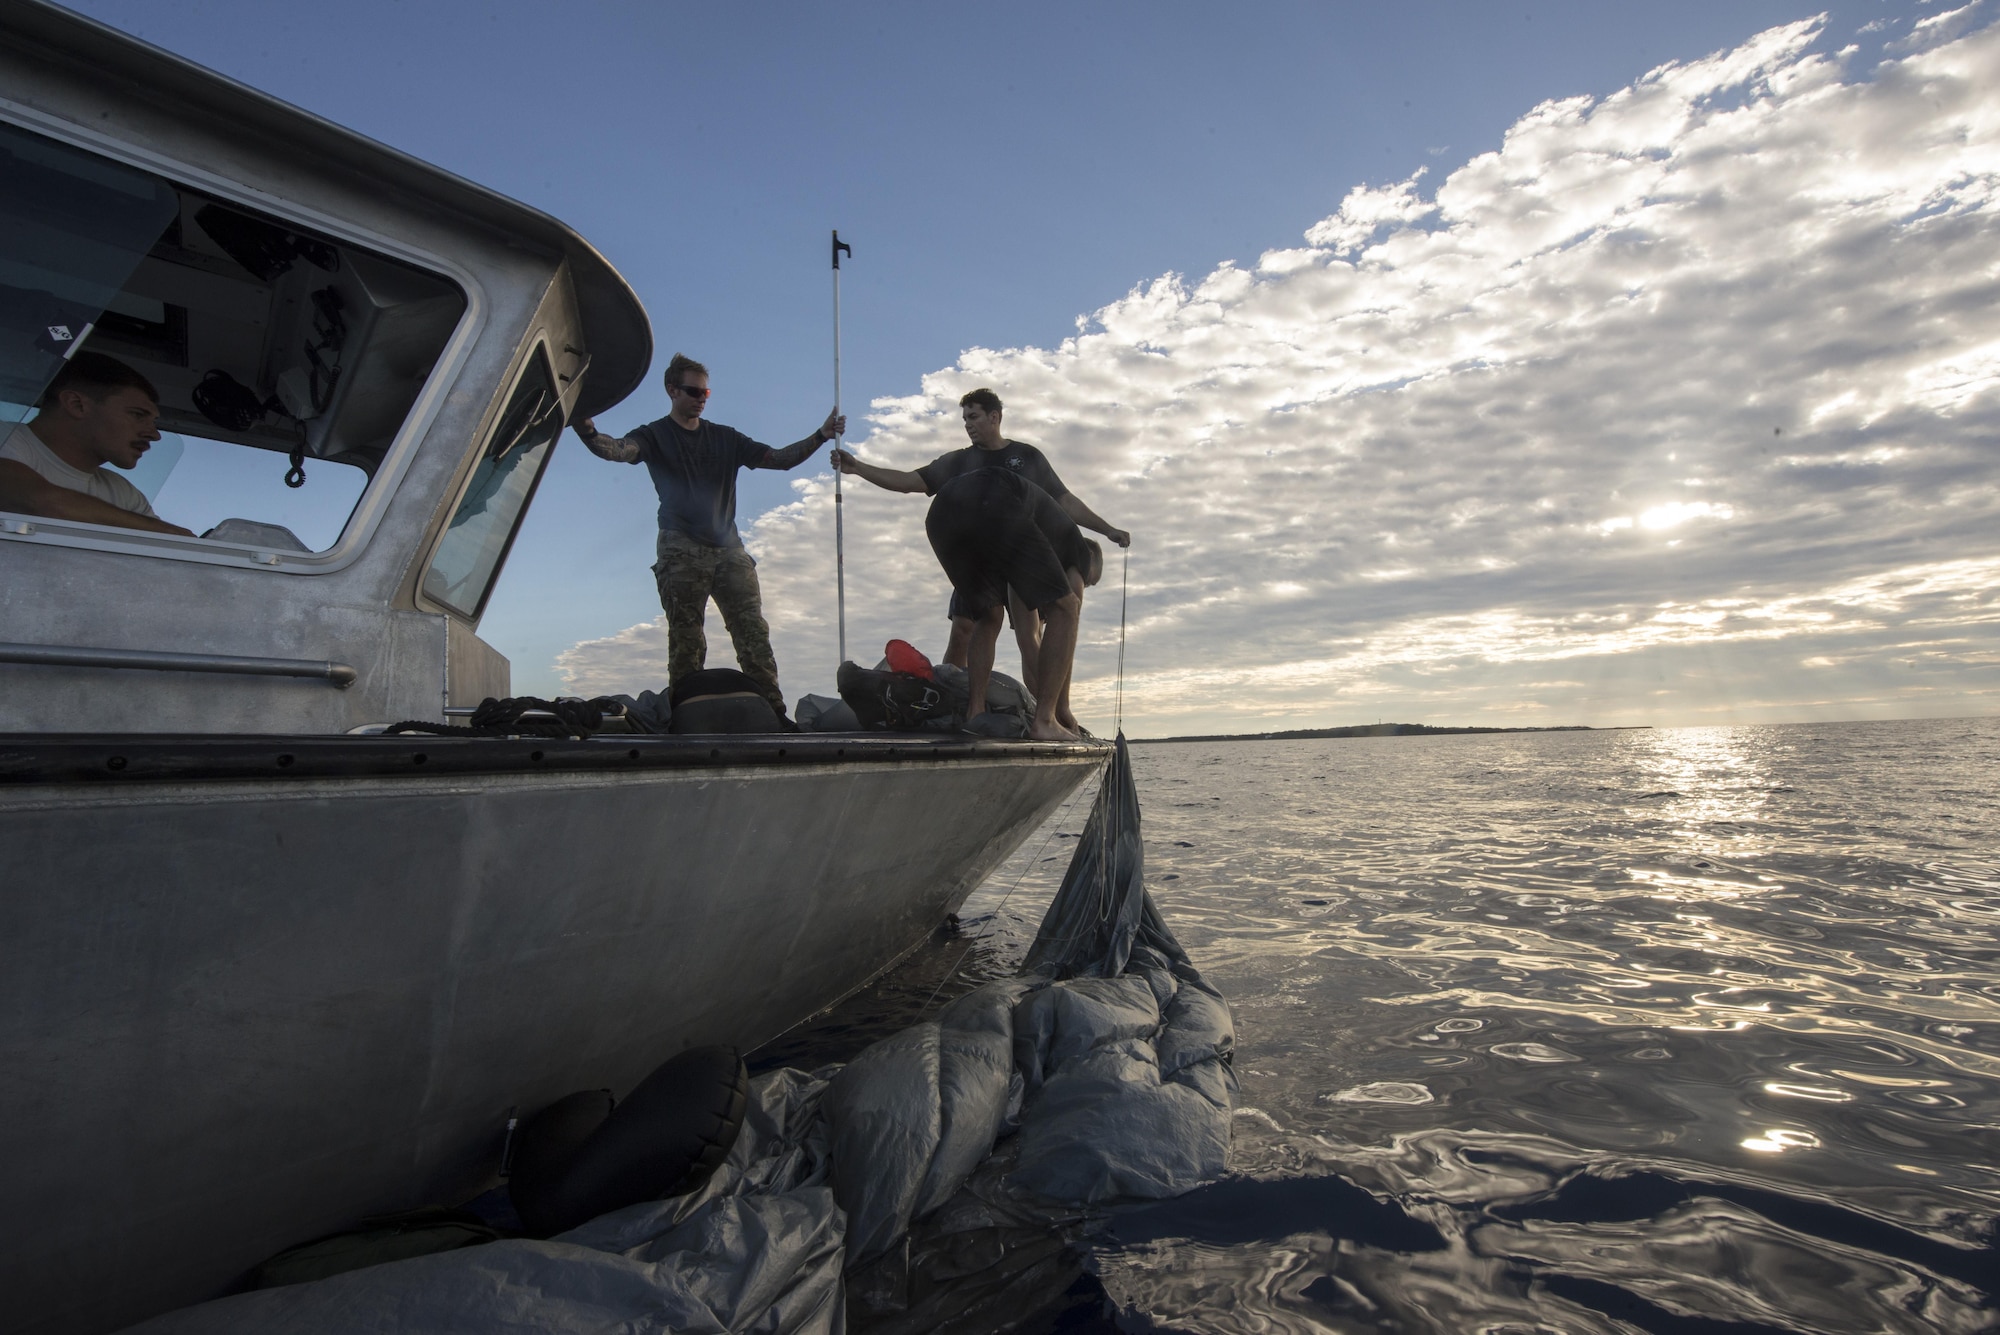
[{"left": 0, "top": 642, "right": 357, "bottom": 687}]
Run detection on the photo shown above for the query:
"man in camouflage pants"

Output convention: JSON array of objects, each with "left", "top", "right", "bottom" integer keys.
[{"left": 576, "top": 353, "right": 842, "bottom": 718}]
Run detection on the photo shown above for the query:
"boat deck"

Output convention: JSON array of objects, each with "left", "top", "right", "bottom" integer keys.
[{"left": 0, "top": 731, "right": 1110, "bottom": 786}]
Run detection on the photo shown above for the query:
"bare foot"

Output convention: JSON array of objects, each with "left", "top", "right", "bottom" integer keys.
[
  {"left": 1056, "top": 712, "right": 1081, "bottom": 731},
  {"left": 1028, "top": 719, "right": 1080, "bottom": 742}
]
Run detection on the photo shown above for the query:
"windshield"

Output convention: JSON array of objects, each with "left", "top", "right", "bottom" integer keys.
[{"left": 421, "top": 349, "right": 563, "bottom": 617}]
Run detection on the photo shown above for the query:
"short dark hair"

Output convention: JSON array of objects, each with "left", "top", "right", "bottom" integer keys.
[
  {"left": 664, "top": 352, "right": 709, "bottom": 392},
  {"left": 40, "top": 351, "right": 158, "bottom": 408},
  {"left": 959, "top": 388, "right": 1002, "bottom": 416}
]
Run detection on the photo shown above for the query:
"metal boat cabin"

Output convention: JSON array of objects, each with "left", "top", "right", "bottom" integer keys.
[{"left": 1, "top": 1, "right": 651, "bottom": 733}]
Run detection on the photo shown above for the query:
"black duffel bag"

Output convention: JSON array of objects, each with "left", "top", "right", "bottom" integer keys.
[
  {"left": 669, "top": 667, "right": 781, "bottom": 734},
  {"left": 837, "top": 660, "right": 958, "bottom": 732}
]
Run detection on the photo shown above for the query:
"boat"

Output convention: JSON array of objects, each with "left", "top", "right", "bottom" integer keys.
[{"left": 0, "top": 5, "right": 1105, "bottom": 1331}]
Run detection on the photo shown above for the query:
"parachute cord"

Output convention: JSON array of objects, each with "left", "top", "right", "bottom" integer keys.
[
  {"left": 1103, "top": 545, "right": 1130, "bottom": 925},
  {"left": 1114, "top": 544, "right": 1130, "bottom": 737}
]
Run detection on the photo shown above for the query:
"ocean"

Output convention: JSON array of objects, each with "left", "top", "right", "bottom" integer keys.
[{"left": 753, "top": 716, "right": 2000, "bottom": 1333}]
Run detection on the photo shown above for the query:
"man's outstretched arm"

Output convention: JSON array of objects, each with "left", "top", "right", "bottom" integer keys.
[
  {"left": 0, "top": 460, "right": 193, "bottom": 536},
  {"left": 573, "top": 417, "right": 640, "bottom": 464},
  {"left": 1058, "top": 491, "right": 1130, "bottom": 547},
  {"left": 830, "top": 448, "right": 928, "bottom": 494},
  {"left": 759, "top": 409, "right": 846, "bottom": 470}
]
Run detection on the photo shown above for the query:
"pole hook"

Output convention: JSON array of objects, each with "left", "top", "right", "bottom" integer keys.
[{"left": 832, "top": 230, "right": 852, "bottom": 667}]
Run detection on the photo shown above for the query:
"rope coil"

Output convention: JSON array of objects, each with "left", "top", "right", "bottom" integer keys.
[{"left": 382, "top": 696, "right": 622, "bottom": 739}]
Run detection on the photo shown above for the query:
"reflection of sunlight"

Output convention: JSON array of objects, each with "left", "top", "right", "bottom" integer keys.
[
  {"left": 1824, "top": 1070, "right": 1950, "bottom": 1089},
  {"left": 1628, "top": 868, "right": 1744, "bottom": 900},
  {"left": 1742, "top": 1128, "right": 1820, "bottom": 1153},
  {"left": 1632, "top": 727, "right": 1774, "bottom": 843},
  {"left": 1763, "top": 1082, "right": 1852, "bottom": 1102},
  {"left": 1691, "top": 992, "right": 1771, "bottom": 1013}
]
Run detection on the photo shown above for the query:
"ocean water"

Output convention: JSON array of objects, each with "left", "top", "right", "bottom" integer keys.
[{"left": 752, "top": 717, "right": 2000, "bottom": 1333}]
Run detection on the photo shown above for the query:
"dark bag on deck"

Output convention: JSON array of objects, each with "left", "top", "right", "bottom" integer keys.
[
  {"left": 837, "top": 660, "right": 957, "bottom": 732},
  {"left": 667, "top": 667, "right": 782, "bottom": 734},
  {"left": 670, "top": 668, "right": 765, "bottom": 708}
]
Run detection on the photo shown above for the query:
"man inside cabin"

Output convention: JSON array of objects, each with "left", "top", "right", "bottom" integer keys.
[
  {"left": 574, "top": 353, "right": 842, "bottom": 721},
  {"left": 832, "top": 388, "right": 1129, "bottom": 742},
  {"left": 0, "top": 351, "right": 193, "bottom": 537}
]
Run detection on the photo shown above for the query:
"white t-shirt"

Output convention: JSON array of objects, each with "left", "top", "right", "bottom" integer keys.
[{"left": 0, "top": 420, "right": 159, "bottom": 518}]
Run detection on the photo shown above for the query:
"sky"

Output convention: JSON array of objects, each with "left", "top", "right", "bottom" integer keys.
[{"left": 67, "top": 0, "right": 2000, "bottom": 735}]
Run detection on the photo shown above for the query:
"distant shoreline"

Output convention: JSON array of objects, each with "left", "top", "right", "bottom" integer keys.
[{"left": 1130, "top": 723, "right": 1650, "bottom": 744}]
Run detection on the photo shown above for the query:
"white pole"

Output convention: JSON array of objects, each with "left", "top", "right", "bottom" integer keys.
[{"left": 832, "top": 230, "right": 850, "bottom": 667}]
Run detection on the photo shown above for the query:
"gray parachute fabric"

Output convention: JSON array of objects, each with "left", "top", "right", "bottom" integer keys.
[
  {"left": 1020, "top": 728, "right": 1150, "bottom": 979},
  {"left": 1005, "top": 734, "right": 1236, "bottom": 1204},
  {"left": 832, "top": 736, "right": 1237, "bottom": 1328},
  {"left": 121, "top": 1071, "right": 847, "bottom": 1335},
  {"left": 821, "top": 979, "right": 1029, "bottom": 1267},
  {"left": 821, "top": 736, "right": 1235, "bottom": 1272}
]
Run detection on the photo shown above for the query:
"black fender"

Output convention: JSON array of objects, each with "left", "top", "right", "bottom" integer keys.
[
  {"left": 509, "top": 1047, "right": 748, "bottom": 1237},
  {"left": 507, "top": 1088, "right": 614, "bottom": 1235}
]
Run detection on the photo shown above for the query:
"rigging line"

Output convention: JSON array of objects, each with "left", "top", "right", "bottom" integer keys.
[
  {"left": 1096, "top": 760, "right": 1116, "bottom": 924},
  {"left": 1086, "top": 545, "right": 1130, "bottom": 931},
  {"left": 1114, "top": 544, "right": 1130, "bottom": 736},
  {"left": 917, "top": 778, "right": 1096, "bottom": 1014}
]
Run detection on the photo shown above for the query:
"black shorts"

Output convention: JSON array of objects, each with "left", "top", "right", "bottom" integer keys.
[
  {"left": 925, "top": 470, "right": 1078, "bottom": 619},
  {"left": 947, "top": 587, "right": 1030, "bottom": 627}
]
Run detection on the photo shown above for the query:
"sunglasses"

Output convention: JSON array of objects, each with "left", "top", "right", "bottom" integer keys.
[{"left": 672, "top": 383, "right": 711, "bottom": 400}]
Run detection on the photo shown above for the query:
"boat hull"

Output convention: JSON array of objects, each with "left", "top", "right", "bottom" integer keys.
[{"left": 0, "top": 734, "right": 1103, "bottom": 1334}]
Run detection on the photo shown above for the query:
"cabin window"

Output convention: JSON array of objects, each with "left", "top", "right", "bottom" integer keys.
[
  {"left": 421, "top": 348, "right": 562, "bottom": 618},
  {"left": 0, "top": 120, "right": 466, "bottom": 553}
]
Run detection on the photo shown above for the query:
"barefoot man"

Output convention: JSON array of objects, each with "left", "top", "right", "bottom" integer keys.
[
  {"left": 833, "top": 389, "right": 1127, "bottom": 741},
  {"left": 930, "top": 390, "right": 1128, "bottom": 730}
]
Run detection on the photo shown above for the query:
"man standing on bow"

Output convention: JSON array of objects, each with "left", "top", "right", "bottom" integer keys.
[
  {"left": 575, "top": 353, "right": 842, "bottom": 720},
  {"left": 833, "top": 387, "right": 1129, "bottom": 741},
  {"left": 931, "top": 392, "right": 1129, "bottom": 732}
]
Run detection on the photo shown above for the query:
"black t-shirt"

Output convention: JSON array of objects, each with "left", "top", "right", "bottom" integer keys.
[
  {"left": 916, "top": 439, "right": 1068, "bottom": 500},
  {"left": 629, "top": 417, "right": 772, "bottom": 547}
]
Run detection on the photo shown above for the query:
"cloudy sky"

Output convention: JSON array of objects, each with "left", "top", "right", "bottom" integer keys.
[{"left": 75, "top": 2, "right": 2000, "bottom": 734}]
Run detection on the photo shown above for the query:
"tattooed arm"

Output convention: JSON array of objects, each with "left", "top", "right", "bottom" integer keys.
[{"left": 573, "top": 417, "right": 640, "bottom": 464}]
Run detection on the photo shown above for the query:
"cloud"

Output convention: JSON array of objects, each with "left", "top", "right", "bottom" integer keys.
[
  {"left": 560, "top": 12, "right": 2000, "bottom": 734},
  {"left": 1303, "top": 170, "right": 1436, "bottom": 254},
  {"left": 1890, "top": 1, "right": 1988, "bottom": 54}
]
